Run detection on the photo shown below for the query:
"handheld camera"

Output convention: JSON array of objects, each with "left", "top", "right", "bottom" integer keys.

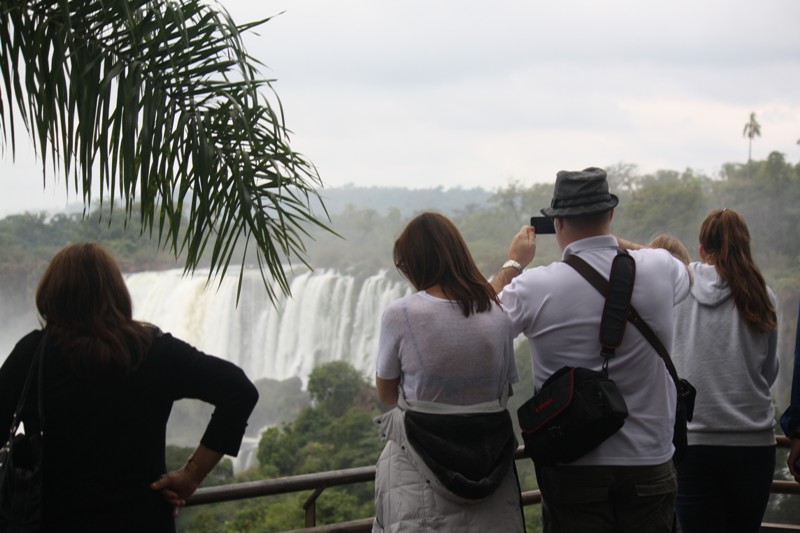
[{"left": 530, "top": 216, "right": 556, "bottom": 235}]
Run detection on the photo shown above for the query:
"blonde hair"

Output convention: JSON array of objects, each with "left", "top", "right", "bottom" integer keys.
[{"left": 648, "top": 234, "right": 691, "bottom": 266}]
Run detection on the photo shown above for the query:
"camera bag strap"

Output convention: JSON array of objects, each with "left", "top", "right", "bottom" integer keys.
[
  {"left": 596, "top": 249, "right": 636, "bottom": 374},
  {"left": 564, "top": 252, "right": 680, "bottom": 384}
]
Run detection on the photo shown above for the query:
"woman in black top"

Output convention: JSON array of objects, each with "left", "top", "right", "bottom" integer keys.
[{"left": 0, "top": 243, "right": 258, "bottom": 532}]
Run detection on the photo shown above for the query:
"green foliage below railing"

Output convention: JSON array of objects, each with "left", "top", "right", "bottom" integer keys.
[{"left": 175, "top": 361, "right": 383, "bottom": 532}]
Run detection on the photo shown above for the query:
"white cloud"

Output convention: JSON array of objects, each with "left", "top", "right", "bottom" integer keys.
[{"left": 2, "top": 0, "right": 799, "bottom": 214}]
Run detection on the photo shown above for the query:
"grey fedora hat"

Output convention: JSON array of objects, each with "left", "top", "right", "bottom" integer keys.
[{"left": 540, "top": 167, "right": 619, "bottom": 218}]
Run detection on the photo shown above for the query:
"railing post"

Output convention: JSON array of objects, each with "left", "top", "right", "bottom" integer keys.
[{"left": 303, "top": 487, "right": 326, "bottom": 527}]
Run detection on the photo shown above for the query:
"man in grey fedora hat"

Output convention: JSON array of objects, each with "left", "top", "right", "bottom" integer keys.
[{"left": 491, "top": 167, "right": 690, "bottom": 533}]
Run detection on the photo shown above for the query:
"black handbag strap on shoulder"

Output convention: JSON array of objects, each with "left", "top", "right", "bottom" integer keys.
[
  {"left": 7, "top": 333, "right": 47, "bottom": 440},
  {"left": 564, "top": 252, "right": 681, "bottom": 385}
]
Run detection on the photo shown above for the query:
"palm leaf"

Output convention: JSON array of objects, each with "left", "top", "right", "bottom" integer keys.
[{"left": 0, "top": 0, "right": 332, "bottom": 303}]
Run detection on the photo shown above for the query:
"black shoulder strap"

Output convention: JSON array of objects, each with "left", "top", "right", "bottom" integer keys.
[
  {"left": 566, "top": 250, "right": 636, "bottom": 376},
  {"left": 37, "top": 333, "right": 46, "bottom": 435},
  {"left": 564, "top": 253, "right": 681, "bottom": 384},
  {"left": 599, "top": 250, "right": 635, "bottom": 355},
  {"left": 7, "top": 333, "right": 47, "bottom": 440}
]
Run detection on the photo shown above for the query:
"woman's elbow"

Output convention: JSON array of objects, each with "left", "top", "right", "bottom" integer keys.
[
  {"left": 243, "top": 379, "right": 259, "bottom": 412},
  {"left": 376, "top": 376, "right": 399, "bottom": 406},
  {"left": 230, "top": 366, "right": 259, "bottom": 413},
  {"left": 377, "top": 390, "right": 398, "bottom": 406}
]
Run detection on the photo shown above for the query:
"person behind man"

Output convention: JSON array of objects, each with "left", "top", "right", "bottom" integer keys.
[
  {"left": 648, "top": 234, "right": 692, "bottom": 267},
  {"left": 491, "top": 167, "right": 690, "bottom": 533}
]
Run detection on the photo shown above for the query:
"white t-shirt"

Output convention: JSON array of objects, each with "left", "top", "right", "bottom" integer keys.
[
  {"left": 376, "top": 291, "right": 519, "bottom": 406},
  {"left": 501, "top": 235, "right": 690, "bottom": 466}
]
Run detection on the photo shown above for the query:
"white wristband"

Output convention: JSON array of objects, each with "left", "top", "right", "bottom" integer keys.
[{"left": 502, "top": 259, "right": 523, "bottom": 274}]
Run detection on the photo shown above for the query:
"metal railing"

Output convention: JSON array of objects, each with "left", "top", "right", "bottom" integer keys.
[{"left": 186, "top": 436, "right": 800, "bottom": 532}]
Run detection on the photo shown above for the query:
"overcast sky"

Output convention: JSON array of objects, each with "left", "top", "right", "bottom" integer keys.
[{"left": 2, "top": 0, "right": 799, "bottom": 217}]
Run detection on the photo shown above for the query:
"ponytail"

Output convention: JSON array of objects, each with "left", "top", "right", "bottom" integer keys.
[{"left": 699, "top": 208, "right": 776, "bottom": 334}]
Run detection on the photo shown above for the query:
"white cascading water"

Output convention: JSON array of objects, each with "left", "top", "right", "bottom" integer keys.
[
  {"left": 126, "top": 267, "right": 411, "bottom": 473},
  {"left": 125, "top": 268, "right": 411, "bottom": 384}
]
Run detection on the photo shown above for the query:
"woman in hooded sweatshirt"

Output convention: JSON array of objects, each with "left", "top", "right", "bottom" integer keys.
[{"left": 671, "top": 208, "right": 779, "bottom": 533}]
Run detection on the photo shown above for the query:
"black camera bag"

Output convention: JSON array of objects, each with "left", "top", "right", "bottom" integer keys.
[{"left": 517, "top": 366, "right": 628, "bottom": 466}]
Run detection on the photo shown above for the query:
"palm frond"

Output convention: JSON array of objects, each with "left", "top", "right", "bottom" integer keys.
[{"left": 0, "top": 0, "right": 331, "bottom": 303}]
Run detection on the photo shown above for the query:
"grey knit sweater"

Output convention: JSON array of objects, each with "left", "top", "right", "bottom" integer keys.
[{"left": 671, "top": 262, "right": 779, "bottom": 447}]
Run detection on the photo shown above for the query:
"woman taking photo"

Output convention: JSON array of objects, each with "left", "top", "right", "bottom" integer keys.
[
  {"left": 0, "top": 243, "right": 258, "bottom": 532},
  {"left": 671, "top": 208, "right": 779, "bottom": 533},
  {"left": 373, "top": 212, "right": 524, "bottom": 532}
]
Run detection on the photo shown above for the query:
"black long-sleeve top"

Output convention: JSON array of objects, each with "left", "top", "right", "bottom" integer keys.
[{"left": 0, "top": 329, "right": 258, "bottom": 533}]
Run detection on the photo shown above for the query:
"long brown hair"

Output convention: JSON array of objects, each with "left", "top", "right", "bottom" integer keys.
[
  {"left": 393, "top": 212, "right": 500, "bottom": 316},
  {"left": 36, "top": 243, "right": 152, "bottom": 376},
  {"left": 699, "top": 209, "right": 776, "bottom": 333}
]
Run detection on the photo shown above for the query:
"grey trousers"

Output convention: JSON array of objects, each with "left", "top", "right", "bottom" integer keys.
[{"left": 536, "top": 460, "right": 677, "bottom": 533}]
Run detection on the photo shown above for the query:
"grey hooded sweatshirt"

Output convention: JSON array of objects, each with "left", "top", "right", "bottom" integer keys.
[{"left": 672, "top": 262, "right": 779, "bottom": 447}]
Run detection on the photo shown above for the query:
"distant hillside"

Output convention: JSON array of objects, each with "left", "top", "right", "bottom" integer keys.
[{"left": 312, "top": 185, "right": 492, "bottom": 216}]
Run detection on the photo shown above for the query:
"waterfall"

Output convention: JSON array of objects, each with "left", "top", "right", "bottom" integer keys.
[
  {"left": 125, "top": 268, "right": 411, "bottom": 383},
  {"left": 0, "top": 267, "right": 411, "bottom": 473}
]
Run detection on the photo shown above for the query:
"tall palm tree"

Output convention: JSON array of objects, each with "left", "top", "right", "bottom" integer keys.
[
  {"left": 0, "top": 0, "right": 330, "bottom": 301},
  {"left": 743, "top": 112, "right": 761, "bottom": 165}
]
